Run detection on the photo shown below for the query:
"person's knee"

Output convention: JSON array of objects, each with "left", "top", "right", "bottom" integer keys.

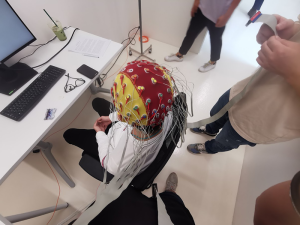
[
  {"left": 63, "top": 129, "right": 75, "bottom": 144},
  {"left": 92, "top": 98, "right": 102, "bottom": 111},
  {"left": 210, "top": 107, "right": 216, "bottom": 117},
  {"left": 210, "top": 104, "right": 222, "bottom": 117}
]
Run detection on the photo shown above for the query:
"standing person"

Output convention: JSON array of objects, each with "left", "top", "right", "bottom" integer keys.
[
  {"left": 248, "top": 0, "right": 265, "bottom": 18},
  {"left": 164, "top": 0, "right": 241, "bottom": 73},
  {"left": 187, "top": 14, "right": 300, "bottom": 155}
]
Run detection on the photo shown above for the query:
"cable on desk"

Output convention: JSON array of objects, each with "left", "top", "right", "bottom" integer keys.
[
  {"left": 29, "top": 27, "right": 71, "bottom": 47},
  {"left": 31, "top": 28, "right": 80, "bottom": 69},
  {"left": 9, "top": 28, "right": 80, "bottom": 71},
  {"left": 17, "top": 27, "right": 71, "bottom": 63}
]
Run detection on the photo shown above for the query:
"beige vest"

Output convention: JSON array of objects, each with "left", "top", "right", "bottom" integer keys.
[{"left": 229, "top": 30, "right": 300, "bottom": 144}]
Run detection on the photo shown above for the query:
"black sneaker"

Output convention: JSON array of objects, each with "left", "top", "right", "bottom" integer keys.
[
  {"left": 187, "top": 143, "right": 209, "bottom": 154},
  {"left": 190, "top": 126, "right": 217, "bottom": 136}
]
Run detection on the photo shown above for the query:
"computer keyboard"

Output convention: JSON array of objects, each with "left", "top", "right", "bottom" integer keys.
[{"left": 0, "top": 65, "right": 66, "bottom": 121}]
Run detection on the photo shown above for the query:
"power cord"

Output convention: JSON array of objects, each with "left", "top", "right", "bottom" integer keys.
[
  {"left": 31, "top": 28, "right": 79, "bottom": 69},
  {"left": 100, "top": 26, "right": 140, "bottom": 81},
  {"left": 17, "top": 27, "right": 71, "bottom": 63},
  {"left": 9, "top": 27, "right": 79, "bottom": 71}
]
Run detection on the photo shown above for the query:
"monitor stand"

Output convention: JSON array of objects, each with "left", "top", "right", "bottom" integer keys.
[{"left": 0, "top": 62, "right": 38, "bottom": 96}]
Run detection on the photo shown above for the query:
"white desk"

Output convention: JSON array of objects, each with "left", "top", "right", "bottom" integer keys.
[
  {"left": 0, "top": 27, "right": 122, "bottom": 187},
  {"left": 0, "top": 214, "right": 11, "bottom": 225}
]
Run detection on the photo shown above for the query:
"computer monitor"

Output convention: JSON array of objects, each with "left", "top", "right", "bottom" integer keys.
[{"left": 0, "top": 0, "right": 38, "bottom": 96}]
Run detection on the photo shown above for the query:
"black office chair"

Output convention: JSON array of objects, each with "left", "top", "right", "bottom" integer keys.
[{"left": 79, "top": 93, "right": 187, "bottom": 191}]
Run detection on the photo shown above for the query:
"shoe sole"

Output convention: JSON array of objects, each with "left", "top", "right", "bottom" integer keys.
[
  {"left": 190, "top": 129, "right": 217, "bottom": 137},
  {"left": 164, "top": 58, "right": 183, "bottom": 62},
  {"left": 198, "top": 66, "right": 216, "bottom": 73},
  {"left": 187, "top": 148, "right": 201, "bottom": 155},
  {"left": 198, "top": 68, "right": 215, "bottom": 73}
]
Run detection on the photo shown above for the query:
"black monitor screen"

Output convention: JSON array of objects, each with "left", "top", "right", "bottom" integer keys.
[{"left": 0, "top": 0, "right": 36, "bottom": 62}]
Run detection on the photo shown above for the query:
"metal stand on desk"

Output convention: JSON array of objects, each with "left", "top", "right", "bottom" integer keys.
[
  {"left": 89, "top": 83, "right": 110, "bottom": 95},
  {"left": 4, "top": 203, "right": 68, "bottom": 224},
  {"left": 34, "top": 141, "right": 75, "bottom": 188},
  {"left": 129, "top": 0, "right": 155, "bottom": 62}
]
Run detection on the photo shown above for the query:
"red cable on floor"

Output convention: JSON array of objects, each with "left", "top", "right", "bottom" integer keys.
[
  {"left": 41, "top": 151, "right": 61, "bottom": 225},
  {"left": 40, "top": 94, "right": 92, "bottom": 224}
]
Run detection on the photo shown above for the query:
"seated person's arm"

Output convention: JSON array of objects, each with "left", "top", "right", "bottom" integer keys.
[{"left": 94, "top": 116, "right": 112, "bottom": 166}]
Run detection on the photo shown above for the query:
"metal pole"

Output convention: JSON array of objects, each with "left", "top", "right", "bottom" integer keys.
[
  {"left": 6, "top": 203, "right": 68, "bottom": 223},
  {"left": 138, "top": 0, "right": 143, "bottom": 54}
]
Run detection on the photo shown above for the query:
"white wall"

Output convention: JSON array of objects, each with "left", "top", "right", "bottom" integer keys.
[
  {"left": 5, "top": 0, "right": 139, "bottom": 66},
  {"left": 142, "top": 0, "right": 207, "bottom": 54}
]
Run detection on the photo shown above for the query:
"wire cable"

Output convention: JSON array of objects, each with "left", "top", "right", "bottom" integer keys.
[
  {"left": 31, "top": 28, "right": 79, "bottom": 69},
  {"left": 10, "top": 28, "right": 79, "bottom": 71},
  {"left": 18, "top": 27, "right": 71, "bottom": 62},
  {"left": 101, "top": 26, "right": 140, "bottom": 80},
  {"left": 29, "top": 27, "right": 71, "bottom": 47},
  {"left": 40, "top": 151, "right": 61, "bottom": 225}
]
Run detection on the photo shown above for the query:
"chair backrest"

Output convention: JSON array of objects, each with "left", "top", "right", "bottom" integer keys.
[{"left": 130, "top": 93, "right": 186, "bottom": 191}]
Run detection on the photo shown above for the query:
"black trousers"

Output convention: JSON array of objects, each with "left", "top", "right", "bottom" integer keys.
[
  {"left": 179, "top": 8, "right": 226, "bottom": 62},
  {"left": 63, "top": 98, "right": 113, "bottom": 162},
  {"left": 69, "top": 188, "right": 195, "bottom": 225}
]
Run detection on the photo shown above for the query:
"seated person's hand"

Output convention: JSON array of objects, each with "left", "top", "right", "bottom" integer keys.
[
  {"left": 94, "top": 120, "right": 107, "bottom": 132},
  {"left": 97, "top": 116, "right": 112, "bottom": 128},
  {"left": 257, "top": 15, "right": 295, "bottom": 44}
]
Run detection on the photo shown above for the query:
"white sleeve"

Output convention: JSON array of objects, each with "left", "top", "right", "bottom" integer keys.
[
  {"left": 95, "top": 131, "right": 110, "bottom": 165},
  {"left": 109, "top": 112, "right": 119, "bottom": 122},
  {"left": 95, "top": 125, "right": 134, "bottom": 175}
]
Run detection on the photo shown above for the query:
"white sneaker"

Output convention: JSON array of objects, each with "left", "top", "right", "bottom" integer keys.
[
  {"left": 198, "top": 61, "right": 216, "bottom": 72},
  {"left": 164, "top": 53, "right": 183, "bottom": 62}
]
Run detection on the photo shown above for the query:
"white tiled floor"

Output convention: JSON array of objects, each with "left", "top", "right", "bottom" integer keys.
[{"left": 1, "top": 1, "right": 297, "bottom": 224}]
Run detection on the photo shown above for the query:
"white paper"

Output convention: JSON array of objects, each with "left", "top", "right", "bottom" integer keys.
[{"left": 69, "top": 37, "right": 111, "bottom": 58}]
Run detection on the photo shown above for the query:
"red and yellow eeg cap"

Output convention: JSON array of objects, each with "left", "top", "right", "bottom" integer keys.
[{"left": 111, "top": 60, "right": 174, "bottom": 126}]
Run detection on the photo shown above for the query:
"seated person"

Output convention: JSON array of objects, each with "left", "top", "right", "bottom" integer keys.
[{"left": 64, "top": 60, "right": 176, "bottom": 175}]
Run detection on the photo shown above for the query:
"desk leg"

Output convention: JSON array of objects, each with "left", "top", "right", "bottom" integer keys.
[
  {"left": 5, "top": 203, "right": 68, "bottom": 223},
  {"left": 36, "top": 141, "right": 75, "bottom": 188},
  {"left": 89, "top": 83, "right": 110, "bottom": 95}
]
